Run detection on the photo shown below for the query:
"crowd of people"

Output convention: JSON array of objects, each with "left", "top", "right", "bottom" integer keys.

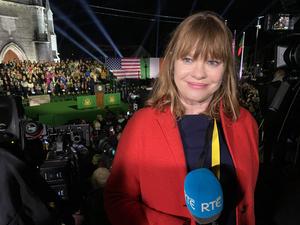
[
  {"left": 0, "top": 59, "right": 108, "bottom": 97},
  {"left": 0, "top": 59, "right": 263, "bottom": 120}
]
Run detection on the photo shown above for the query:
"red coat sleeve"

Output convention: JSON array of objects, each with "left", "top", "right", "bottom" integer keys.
[{"left": 104, "top": 110, "right": 187, "bottom": 225}]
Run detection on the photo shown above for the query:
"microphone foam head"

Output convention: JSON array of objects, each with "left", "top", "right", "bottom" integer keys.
[{"left": 184, "top": 168, "right": 223, "bottom": 224}]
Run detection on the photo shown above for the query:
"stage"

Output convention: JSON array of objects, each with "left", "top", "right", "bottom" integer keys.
[{"left": 25, "top": 100, "right": 129, "bottom": 126}]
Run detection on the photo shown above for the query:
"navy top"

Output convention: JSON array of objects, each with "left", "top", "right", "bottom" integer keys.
[{"left": 178, "top": 114, "right": 237, "bottom": 225}]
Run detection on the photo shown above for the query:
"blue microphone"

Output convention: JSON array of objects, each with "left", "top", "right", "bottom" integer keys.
[{"left": 184, "top": 168, "right": 223, "bottom": 224}]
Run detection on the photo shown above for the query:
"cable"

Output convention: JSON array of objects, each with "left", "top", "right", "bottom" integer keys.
[{"left": 89, "top": 4, "right": 184, "bottom": 20}]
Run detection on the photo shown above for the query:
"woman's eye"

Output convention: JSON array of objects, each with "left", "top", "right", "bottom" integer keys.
[
  {"left": 182, "top": 57, "right": 193, "bottom": 63},
  {"left": 207, "top": 60, "right": 221, "bottom": 66}
]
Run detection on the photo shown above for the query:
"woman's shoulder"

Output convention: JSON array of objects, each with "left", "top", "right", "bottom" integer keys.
[
  {"left": 127, "top": 106, "right": 171, "bottom": 128},
  {"left": 122, "top": 107, "right": 164, "bottom": 135},
  {"left": 132, "top": 106, "right": 168, "bottom": 119},
  {"left": 236, "top": 107, "right": 258, "bottom": 129},
  {"left": 239, "top": 107, "right": 256, "bottom": 121}
]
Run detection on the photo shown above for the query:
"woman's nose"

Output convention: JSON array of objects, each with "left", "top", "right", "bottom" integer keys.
[{"left": 191, "top": 61, "right": 207, "bottom": 79}]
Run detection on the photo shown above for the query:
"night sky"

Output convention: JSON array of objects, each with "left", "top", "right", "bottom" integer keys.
[{"left": 51, "top": 0, "right": 294, "bottom": 61}]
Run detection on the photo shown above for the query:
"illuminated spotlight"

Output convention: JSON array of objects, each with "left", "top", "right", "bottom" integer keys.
[
  {"left": 155, "top": 0, "right": 161, "bottom": 57},
  {"left": 221, "top": 0, "right": 235, "bottom": 17},
  {"left": 189, "top": 0, "right": 198, "bottom": 15},
  {"left": 55, "top": 25, "right": 102, "bottom": 62},
  {"left": 140, "top": 23, "right": 154, "bottom": 47},
  {"left": 136, "top": 0, "right": 162, "bottom": 56},
  {"left": 52, "top": 5, "right": 108, "bottom": 59},
  {"left": 78, "top": 0, "right": 123, "bottom": 57}
]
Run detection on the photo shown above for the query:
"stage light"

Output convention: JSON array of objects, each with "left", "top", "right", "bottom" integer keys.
[
  {"left": 78, "top": 0, "right": 123, "bottom": 57},
  {"left": 140, "top": 24, "right": 154, "bottom": 47},
  {"left": 52, "top": 5, "right": 108, "bottom": 58},
  {"left": 189, "top": 0, "right": 198, "bottom": 15},
  {"left": 221, "top": 0, "right": 235, "bottom": 17},
  {"left": 155, "top": 0, "right": 161, "bottom": 57},
  {"left": 55, "top": 25, "right": 102, "bottom": 62}
]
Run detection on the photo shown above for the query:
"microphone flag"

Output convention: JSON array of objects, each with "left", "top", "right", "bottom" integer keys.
[{"left": 184, "top": 168, "right": 223, "bottom": 224}]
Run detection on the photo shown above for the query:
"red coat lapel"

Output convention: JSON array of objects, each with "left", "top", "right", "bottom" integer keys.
[{"left": 156, "top": 108, "right": 188, "bottom": 207}]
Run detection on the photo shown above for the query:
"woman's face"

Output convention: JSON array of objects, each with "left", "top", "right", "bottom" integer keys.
[{"left": 174, "top": 52, "right": 225, "bottom": 114}]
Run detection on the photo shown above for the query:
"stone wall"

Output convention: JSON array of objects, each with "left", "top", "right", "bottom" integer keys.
[{"left": 0, "top": 0, "right": 59, "bottom": 62}]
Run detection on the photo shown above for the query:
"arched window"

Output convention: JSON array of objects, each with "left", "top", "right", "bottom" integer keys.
[{"left": 0, "top": 42, "right": 27, "bottom": 63}]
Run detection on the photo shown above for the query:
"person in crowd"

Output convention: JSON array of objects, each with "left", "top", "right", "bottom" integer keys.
[
  {"left": 27, "top": 77, "right": 35, "bottom": 95},
  {"left": 0, "top": 77, "right": 4, "bottom": 94},
  {"left": 0, "top": 147, "right": 57, "bottom": 225},
  {"left": 104, "top": 11, "right": 259, "bottom": 225},
  {"left": 82, "top": 167, "right": 111, "bottom": 225},
  {"left": 20, "top": 75, "right": 28, "bottom": 96}
]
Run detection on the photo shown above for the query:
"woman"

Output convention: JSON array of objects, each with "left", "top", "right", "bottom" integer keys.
[{"left": 104, "top": 11, "right": 259, "bottom": 225}]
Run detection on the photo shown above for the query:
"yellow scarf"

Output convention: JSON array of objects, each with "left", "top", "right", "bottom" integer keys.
[{"left": 211, "top": 119, "right": 220, "bottom": 179}]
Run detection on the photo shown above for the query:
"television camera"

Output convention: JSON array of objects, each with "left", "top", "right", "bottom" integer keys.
[
  {"left": 0, "top": 95, "right": 129, "bottom": 200},
  {"left": 253, "top": 12, "right": 300, "bottom": 165}
]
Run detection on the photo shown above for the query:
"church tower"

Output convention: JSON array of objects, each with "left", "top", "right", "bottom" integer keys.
[{"left": 0, "top": 0, "right": 59, "bottom": 62}]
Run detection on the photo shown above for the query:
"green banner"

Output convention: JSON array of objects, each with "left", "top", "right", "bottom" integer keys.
[
  {"left": 140, "top": 57, "right": 150, "bottom": 80},
  {"left": 104, "top": 93, "right": 121, "bottom": 106},
  {"left": 77, "top": 95, "right": 97, "bottom": 109}
]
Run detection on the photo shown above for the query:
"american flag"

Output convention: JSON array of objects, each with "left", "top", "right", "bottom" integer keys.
[{"left": 105, "top": 58, "right": 141, "bottom": 79}]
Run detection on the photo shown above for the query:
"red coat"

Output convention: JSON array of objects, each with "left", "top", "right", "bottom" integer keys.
[{"left": 104, "top": 105, "right": 259, "bottom": 225}]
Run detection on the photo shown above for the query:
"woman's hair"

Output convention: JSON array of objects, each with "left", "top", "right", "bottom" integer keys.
[{"left": 146, "top": 11, "right": 240, "bottom": 120}]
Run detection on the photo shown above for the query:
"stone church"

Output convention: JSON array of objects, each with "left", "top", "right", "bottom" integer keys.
[{"left": 0, "top": 0, "right": 59, "bottom": 63}]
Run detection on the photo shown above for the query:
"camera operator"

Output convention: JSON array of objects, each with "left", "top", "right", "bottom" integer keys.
[
  {"left": 0, "top": 95, "right": 77, "bottom": 225},
  {"left": 0, "top": 147, "right": 58, "bottom": 225},
  {"left": 0, "top": 95, "right": 55, "bottom": 224}
]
